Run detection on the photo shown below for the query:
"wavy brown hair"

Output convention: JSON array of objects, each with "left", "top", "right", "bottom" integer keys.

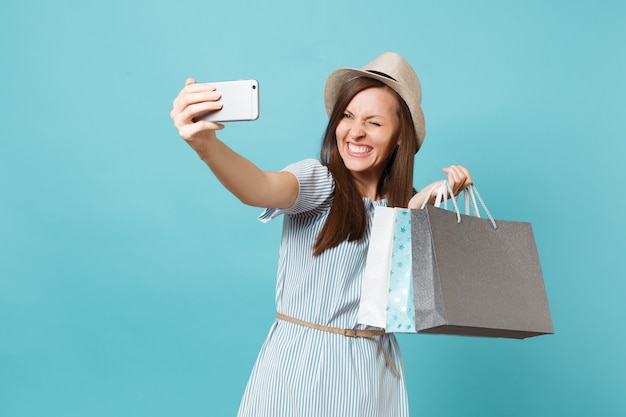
[{"left": 313, "top": 77, "right": 418, "bottom": 256}]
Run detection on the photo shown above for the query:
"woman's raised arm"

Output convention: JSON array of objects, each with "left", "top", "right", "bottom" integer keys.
[{"left": 170, "top": 78, "right": 299, "bottom": 208}]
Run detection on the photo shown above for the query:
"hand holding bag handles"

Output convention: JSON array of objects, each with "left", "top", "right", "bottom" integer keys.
[{"left": 421, "top": 181, "right": 497, "bottom": 229}]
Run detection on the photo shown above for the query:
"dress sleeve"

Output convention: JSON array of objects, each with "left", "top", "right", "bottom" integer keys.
[{"left": 259, "top": 159, "right": 334, "bottom": 223}]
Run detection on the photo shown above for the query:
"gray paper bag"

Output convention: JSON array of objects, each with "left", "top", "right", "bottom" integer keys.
[{"left": 411, "top": 204, "right": 554, "bottom": 339}]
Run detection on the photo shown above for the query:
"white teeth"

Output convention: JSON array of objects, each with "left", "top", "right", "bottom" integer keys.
[{"left": 348, "top": 143, "right": 372, "bottom": 154}]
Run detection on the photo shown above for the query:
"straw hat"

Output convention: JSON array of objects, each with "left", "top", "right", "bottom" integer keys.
[{"left": 324, "top": 52, "right": 426, "bottom": 152}]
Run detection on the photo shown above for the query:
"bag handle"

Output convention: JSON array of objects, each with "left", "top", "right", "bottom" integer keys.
[
  {"left": 420, "top": 181, "right": 497, "bottom": 229},
  {"left": 464, "top": 185, "right": 497, "bottom": 229},
  {"left": 420, "top": 181, "right": 461, "bottom": 223}
]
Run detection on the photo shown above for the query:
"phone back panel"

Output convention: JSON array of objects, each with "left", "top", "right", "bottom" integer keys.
[{"left": 198, "top": 79, "right": 259, "bottom": 122}]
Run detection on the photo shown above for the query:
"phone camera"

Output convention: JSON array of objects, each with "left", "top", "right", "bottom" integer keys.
[{"left": 252, "top": 85, "right": 257, "bottom": 89}]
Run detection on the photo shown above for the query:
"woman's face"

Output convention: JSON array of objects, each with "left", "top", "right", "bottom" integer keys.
[{"left": 335, "top": 87, "right": 400, "bottom": 182}]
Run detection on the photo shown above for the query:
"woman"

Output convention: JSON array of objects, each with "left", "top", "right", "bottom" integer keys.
[{"left": 170, "top": 52, "right": 472, "bottom": 417}]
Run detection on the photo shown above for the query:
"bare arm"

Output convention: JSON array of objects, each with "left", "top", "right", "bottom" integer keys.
[{"left": 170, "top": 78, "right": 299, "bottom": 208}]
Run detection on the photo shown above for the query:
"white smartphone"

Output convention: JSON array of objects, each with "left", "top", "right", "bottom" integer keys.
[{"left": 194, "top": 79, "right": 260, "bottom": 122}]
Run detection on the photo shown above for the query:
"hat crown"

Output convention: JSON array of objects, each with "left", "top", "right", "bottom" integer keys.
[{"left": 362, "top": 52, "right": 422, "bottom": 104}]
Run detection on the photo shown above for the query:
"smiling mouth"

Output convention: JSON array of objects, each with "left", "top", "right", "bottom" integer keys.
[{"left": 347, "top": 143, "right": 373, "bottom": 155}]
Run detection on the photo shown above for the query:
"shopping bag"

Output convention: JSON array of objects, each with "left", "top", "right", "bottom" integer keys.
[
  {"left": 357, "top": 206, "right": 396, "bottom": 329},
  {"left": 385, "top": 209, "right": 417, "bottom": 333},
  {"left": 358, "top": 207, "right": 419, "bottom": 332},
  {"left": 412, "top": 184, "right": 554, "bottom": 339}
]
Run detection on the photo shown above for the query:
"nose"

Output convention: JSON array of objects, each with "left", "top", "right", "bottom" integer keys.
[{"left": 349, "top": 121, "right": 366, "bottom": 139}]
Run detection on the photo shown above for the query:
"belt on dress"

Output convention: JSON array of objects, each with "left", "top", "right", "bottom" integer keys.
[{"left": 275, "top": 313, "right": 399, "bottom": 378}]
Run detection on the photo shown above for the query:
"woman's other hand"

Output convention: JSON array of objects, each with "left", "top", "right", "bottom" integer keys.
[
  {"left": 407, "top": 165, "right": 473, "bottom": 209},
  {"left": 442, "top": 165, "right": 473, "bottom": 196}
]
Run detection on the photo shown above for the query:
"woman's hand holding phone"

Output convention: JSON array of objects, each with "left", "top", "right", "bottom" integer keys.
[{"left": 170, "top": 78, "right": 225, "bottom": 158}]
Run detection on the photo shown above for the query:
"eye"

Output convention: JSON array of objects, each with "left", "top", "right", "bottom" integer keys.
[
  {"left": 369, "top": 121, "right": 382, "bottom": 127},
  {"left": 342, "top": 113, "right": 353, "bottom": 119}
]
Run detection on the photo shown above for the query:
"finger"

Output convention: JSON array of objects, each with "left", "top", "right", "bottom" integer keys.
[
  {"left": 443, "top": 165, "right": 461, "bottom": 184},
  {"left": 177, "top": 120, "right": 225, "bottom": 141},
  {"left": 179, "top": 90, "right": 222, "bottom": 110},
  {"left": 195, "top": 120, "right": 225, "bottom": 131},
  {"left": 448, "top": 169, "right": 463, "bottom": 194},
  {"left": 185, "top": 82, "right": 217, "bottom": 94},
  {"left": 173, "top": 82, "right": 218, "bottom": 108},
  {"left": 444, "top": 165, "right": 470, "bottom": 180},
  {"left": 173, "top": 100, "right": 224, "bottom": 129},
  {"left": 453, "top": 165, "right": 473, "bottom": 188},
  {"left": 442, "top": 165, "right": 472, "bottom": 194},
  {"left": 174, "top": 86, "right": 219, "bottom": 110},
  {"left": 172, "top": 90, "right": 223, "bottom": 122},
  {"left": 452, "top": 165, "right": 471, "bottom": 180}
]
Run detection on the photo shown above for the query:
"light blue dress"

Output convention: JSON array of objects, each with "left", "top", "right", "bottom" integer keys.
[{"left": 237, "top": 159, "right": 409, "bottom": 417}]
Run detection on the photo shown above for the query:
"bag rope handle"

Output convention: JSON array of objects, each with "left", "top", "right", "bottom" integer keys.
[
  {"left": 420, "top": 182, "right": 497, "bottom": 229},
  {"left": 420, "top": 181, "right": 461, "bottom": 223},
  {"left": 464, "top": 185, "right": 497, "bottom": 229},
  {"left": 465, "top": 185, "right": 480, "bottom": 218}
]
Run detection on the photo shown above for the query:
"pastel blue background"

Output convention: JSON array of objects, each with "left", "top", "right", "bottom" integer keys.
[{"left": 2, "top": 0, "right": 624, "bottom": 416}]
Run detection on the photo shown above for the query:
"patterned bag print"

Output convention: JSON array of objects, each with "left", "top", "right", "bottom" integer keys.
[{"left": 385, "top": 209, "right": 417, "bottom": 333}]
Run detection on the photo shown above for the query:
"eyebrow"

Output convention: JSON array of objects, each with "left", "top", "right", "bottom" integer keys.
[{"left": 344, "top": 108, "right": 389, "bottom": 121}]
